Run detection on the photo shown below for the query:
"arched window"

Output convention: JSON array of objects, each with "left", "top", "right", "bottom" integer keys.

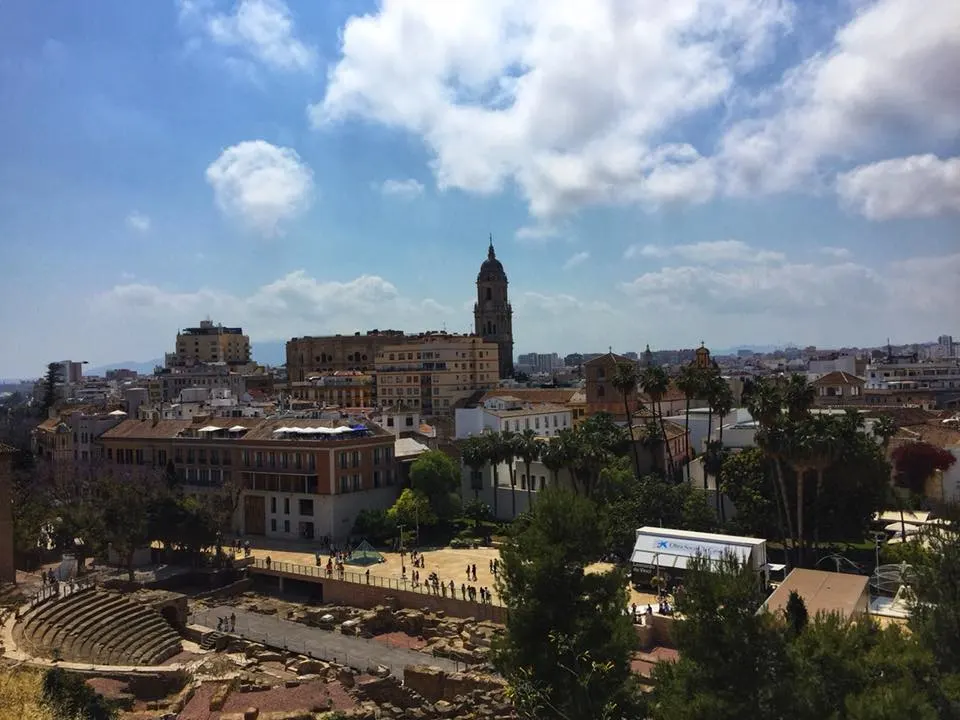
[{"left": 485, "top": 287, "right": 492, "bottom": 301}]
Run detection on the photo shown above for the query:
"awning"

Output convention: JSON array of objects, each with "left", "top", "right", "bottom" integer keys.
[
  {"left": 197, "top": 425, "right": 221, "bottom": 432},
  {"left": 228, "top": 425, "right": 247, "bottom": 432}
]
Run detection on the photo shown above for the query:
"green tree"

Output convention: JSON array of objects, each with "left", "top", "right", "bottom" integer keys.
[
  {"left": 41, "top": 363, "right": 61, "bottom": 413},
  {"left": 387, "top": 488, "right": 436, "bottom": 529},
  {"left": 707, "top": 378, "right": 735, "bottom": 519},
  {"left": 540, "top": 428, "right": 576, "bottom": 488},
  {"left": 409, "top": 449, "right": 462, "bottom": 521},
  {"left": 650, "top": 553, "right": 791, "bottom": 720},
  {"left": 42, "top": 667, "right": 117, "bottom": 720},
  {"left": 611, "top": 361, "right": 643, "bottom": 480},
  {"left": 676, "top": 364, "right": 703, "bottom": 482},
  {"left": 516, "top": 428, "right": 541, "bottom": 510},
  {"left": 640, "top": 365, "right": 674, "bottom": 476},
  {"left": 459, "top": 435, "right": 488, "bottom": 500},
  {"left": 98, "top": 469, "right": 165, "bottom": 580},
  {"left": 500, "top": 430, "right": 520, "bottom": 517},
  {"left": 784, "top": 590, "right": 808, "bottom": 637},
  {"left": 719, "top": 448, "right": 777, "bottom": 539},
  {"left": 352, "top": 508, "right": 397, "bottom": 544},
  {"left": 493, "top": 487, "right": 640, "bottom": 720}
]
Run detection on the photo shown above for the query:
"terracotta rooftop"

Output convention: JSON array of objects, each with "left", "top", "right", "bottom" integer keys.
[
  {"left": 813, "top": 371, "right": 865, "bottom": 386},
  {"left": 99, "top": 417, "right": 392, "bottom": 442}
]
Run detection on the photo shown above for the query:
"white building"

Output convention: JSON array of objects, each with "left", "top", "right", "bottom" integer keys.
[
  {"left": 663, "top": 407, "right": 740, "bottom": 455},
  {"left": 455, "top": 397, "right": 572, "bottom": 439},
  {"left": 808, "top": 355, "right": 858, "bottom": 378}
]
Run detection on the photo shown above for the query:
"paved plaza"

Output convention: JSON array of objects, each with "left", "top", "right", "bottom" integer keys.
[{"left": 235, "top": 537, "right": 659, "bottom": 608}]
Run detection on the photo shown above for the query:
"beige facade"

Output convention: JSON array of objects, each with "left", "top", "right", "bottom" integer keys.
[
  {"left": 376, "top": 334, "right": 500, "bottom": 415},
  {"left": 286, "top": 330, "right": 407, "bottom": 381},
  {"left": 172, "top": 320, "right": 250, "bottom": 368},
  {"left": 288, "top": 371, "right": 375, "bottom": 408}
]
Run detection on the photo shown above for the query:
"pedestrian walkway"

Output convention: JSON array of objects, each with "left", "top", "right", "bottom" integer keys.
[{"left": 193, "top": 606, "right": 461, "bottom": 681}]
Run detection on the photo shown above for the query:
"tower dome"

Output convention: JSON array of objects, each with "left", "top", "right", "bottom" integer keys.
[
  {"left": 474, "top": 235, "right": 514, "bottom": 378},
  {"left": 478, "top": 238, "right": 505, "bottom": 279}
]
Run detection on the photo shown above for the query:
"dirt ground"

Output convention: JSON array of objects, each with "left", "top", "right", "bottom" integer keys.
[{"left": 177, "top": 677, "right": 356, "bottom": 720}]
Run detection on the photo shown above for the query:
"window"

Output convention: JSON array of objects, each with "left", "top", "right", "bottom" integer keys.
[
  {"left": 187, "top": 468, "right": 198, "bottom": 483},
  {"left": 284, "top": 520, "right": 290, "bottom": 533},
  {"left": 386, "top": 469, "right": 395, "bottom": 485},
  {"left": 535, "top": 417, "right": 540, "bottom": 430},
  {"left": 270, "top": 497, "right": 277, "bottom": 513},
  {"left": 308, "top": 454, "right": 315, "bottom": 470},
  {"left": 268, "top": 452, "right": 275, "bottom": 468},
  {"left": 187, "top": 448, "right": 195, "bottom": 463},
  {"left": 520, "top": 474, "right": 526, "bottom": 490},
  {"left": 107, "top": 448, "right": 113, "bottom": 460},
  {"left": 597, "top": 385, "right": 605, "bottom": 398},
  {"left": 125, "top": 449, "right": 133, "bottom": 464},
  {"left": 295, "top": 452, "right": 302, "bottom": 469},
  {"left": 339, "top": 451, "right": 347, "bottom": 469},
  {"left": 373, "top": 470, "right": 381, "bottom": 488},
  {"left": 284, "top": 498, "right": 290, "bottom": 515},
  {"left": 299, "top": 499, "right": 313, "bottom": 516},
  {"left": 271, "top": 518, "right": 277, "bottom": 532},
  {"left": 352, "top": 474, "right": 361, "bottom": 491},
  {"left": 352, "top": 451, "right": 360, "bottom": 468},
  {"left": 199, "top": 468, "right": 210, "bottom": 485},
  {"left": 339, "top": 476, "right": 349, "bottom": 492},
  {"left": 255, "top": 451, "right": 263, "bottom": 467},
  {"left": 242, "top": 449, "right": 249, "bottom": 466},
  {"left": 405, "top": 416, "right": 414, "bottom": 427}
]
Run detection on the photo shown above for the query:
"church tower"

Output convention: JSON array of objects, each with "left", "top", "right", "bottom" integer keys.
[{"left": 474, "top": 236, "right": 514, "bottom": 378}]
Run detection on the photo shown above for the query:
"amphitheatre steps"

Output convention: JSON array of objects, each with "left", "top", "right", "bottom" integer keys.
[{"left": 15, "top": 586, "right": 182, "bottom": 666}]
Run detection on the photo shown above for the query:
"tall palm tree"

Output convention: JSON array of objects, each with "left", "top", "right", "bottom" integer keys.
[
  {"left": 784, "top": 373, "right": 815, "bottom": 422},
  {"left": 481, "top": 432, "right": 502, "bottom": 520},
  {"left": 516, "top": 428, "right": 541, "bottom": 510},
  {"left": 709, "top": 379, "right": 735, "bottom": 521},
  {"left": 611, "top": 361, "right": 643, "bottom": 480},
  {"left": 676, "top": 364, "right": 702, "bottom": 483},
  {"left": 640, "top": 365, "right": 674, "bottom": 478},
  {"left": 871, "top": 414, "right": 906, "bottom": 537},
  {"left": 783, "top": 419, "right": 821, "bottom": 567},
  {"left": 459, "top": 435, "right": 488, "bottom": 501},
  {"left": 806, "top": 415, "right": 843, "bottom": 559},
  {"left": 499, "top": 429, "right": 520, "bottom": 518},
  {"left": 746, "top": 377, "right": 794, "bottom": 568}
]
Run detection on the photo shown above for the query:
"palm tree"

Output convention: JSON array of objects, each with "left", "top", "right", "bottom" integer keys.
[
  {"left": 640, "top": 365, "right": 674, "bottom": 478},
  {"left": 541, "top": 428, "right": 577, "bottom": 489},
  {"left": 709, "top": 379, "right": 735, "bottom": 522},
  {"left": 871, "top": 414, "right": 905, "bottom": 537},
  {"left": 516, "top": 428, "right": 541, "bottom": 510},
  {"left": 676, "top": 364, "right": 702, "bottom": 483},
  {"left": 784, "top": 373, "right": 815, "bottom": 422},
  {"left": 806, "top": 415, "right": 843, "bottom": 560},
  {"left": 746, "top": 377, "right": 794, "bottom": 568},
  {"left": 459, "top": 435, "right": 488, "bottom": 501},
  {"left": 612, "top": 361, "right": 643, "bottom": 480},
  {"left": 481, "top": 432, "right": 502, "bottom": 520},
  {"left": 499, "top": 429, "right": 520, "bottom": 518}
]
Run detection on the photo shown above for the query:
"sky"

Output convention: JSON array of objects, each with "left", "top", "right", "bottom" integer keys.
[{"left": 1, "top": 0, "right": 958, "bottom": 378}]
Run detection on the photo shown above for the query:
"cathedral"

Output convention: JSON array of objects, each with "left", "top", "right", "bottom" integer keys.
[{"left": 474, "top": 237, "right": 514, "bottom": 378}]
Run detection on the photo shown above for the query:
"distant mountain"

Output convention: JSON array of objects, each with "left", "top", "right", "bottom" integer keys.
[{"left": 713, "top": 344, "right": 783, "bottom": 355}]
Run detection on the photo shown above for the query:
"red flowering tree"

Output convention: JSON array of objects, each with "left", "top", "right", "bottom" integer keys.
[{"left": 891, "top": 442, "right": 957, "bottom": 496}]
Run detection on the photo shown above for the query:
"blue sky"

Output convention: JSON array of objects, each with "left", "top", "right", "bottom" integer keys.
[{"left": 1, "top": 0, "right": 958, "bottom": 378}]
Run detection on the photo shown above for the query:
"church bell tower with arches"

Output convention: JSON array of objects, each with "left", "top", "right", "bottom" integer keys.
[{"left": 474, "top": 236, "right": 514, "bottom": 378}]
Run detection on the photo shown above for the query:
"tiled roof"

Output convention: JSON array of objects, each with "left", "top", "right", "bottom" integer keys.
[
  {"left": 813, "top": 371, "right": 865, "bottom": 386},
  {"left": 99, "top": 416, "right": 392, "bottom": 442},
  {"left": 100, "top": 419, "right": 193, "bottom": 439},
  {"left": 486, "top": 402, "right": 572, "bottom": 418}
]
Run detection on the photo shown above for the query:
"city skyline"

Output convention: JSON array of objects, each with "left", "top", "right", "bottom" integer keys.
[{"left": 1, "top": 0, "right": 958, "bottom": 377}]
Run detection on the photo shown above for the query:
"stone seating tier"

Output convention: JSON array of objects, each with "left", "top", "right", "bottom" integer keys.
[{"left": 14, "top": 586, "right": 182, "bottom": 666}]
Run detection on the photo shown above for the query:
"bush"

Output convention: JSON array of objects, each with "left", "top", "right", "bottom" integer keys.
[{"left": 449, "top": 538, "right": 474, "bottom": 549}]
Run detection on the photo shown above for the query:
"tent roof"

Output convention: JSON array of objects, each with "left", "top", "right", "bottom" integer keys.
[{"left": 630, "top": 527, "right": 764, "bottom": 570}]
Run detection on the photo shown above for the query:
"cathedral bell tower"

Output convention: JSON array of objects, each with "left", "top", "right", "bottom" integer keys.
[{"left": 474, "top": 236, "right": 514, "bottom": 378}]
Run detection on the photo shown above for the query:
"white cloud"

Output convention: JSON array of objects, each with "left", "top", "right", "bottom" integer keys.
[
  {"left": 92, "top": 271, "right": 455, "bottom": 344},
  {"left": 719, "top": 0, "right": 960, "bottom": 194},
  {"left": 515, "top": 223, "right": 561, "bottom": 242},
  {"left": 313, "top": 0, "right": 793, "bottom": 219},
  {"left": 126, "top": 211, "right": 151, "bottom": 233},
  {"left": 626, "top": 239, "right": 784, "bottom": 264},
  {"left": 836, "top": 155, "right": 960, "bottom": 220},
  {"left": 619, "top": 250, "right": 960, "bottom": 348},
  {"left": 562, "top": 251, "right": 589, "bottom": 270},
  {"left": 378, "top": 178, "right": 425, "bottom": 199},
  {"left": 820, "top": 246, "right": 851, "bottom": 259},
  {"left": 205, "top": 140, "right": 314, "bottom": 235},
  {"left": 181, "top": 0, "right": 316, "bottom": 73}
]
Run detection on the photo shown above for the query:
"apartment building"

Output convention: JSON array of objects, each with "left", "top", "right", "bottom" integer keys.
[
  {"left": 865, "top": 357, "right": 960, "bottom": 409},
  {"left": 96, "top": 416, "right": 400, "bottom": 541},
  {"left": 286, "top": 329, "right": 407, "bottom": 381},
  {"left": 455, "top": 396, "right": 573, "bottom": 439},
  {"left": 169, "top": 319, "right": 250, "bottom": 368},
  {"left": 156, "top": 365, "right": 246, "bottom": 402},
  {"left": 33, "top": 406, "right": 129, "bottom": 479},
  {"left": 375, "top": 333, "right": 500, "bottom": 415},
  {"left": 288, "top": 371, "right": 375, "bottom": 408}
]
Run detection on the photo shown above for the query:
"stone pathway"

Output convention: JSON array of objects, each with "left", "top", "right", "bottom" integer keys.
[{"left": 193, "top": 606, "right": 460, "bottom": 681}]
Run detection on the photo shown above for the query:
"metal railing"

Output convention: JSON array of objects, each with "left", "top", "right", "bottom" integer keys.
[
  {"left": 23, "top": 575, "right": 97, "bottom": 612},
  {"left": 248, "top": 558, "right": 504, "bottom": 608}
]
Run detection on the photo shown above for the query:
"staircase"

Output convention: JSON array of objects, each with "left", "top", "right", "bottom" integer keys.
[
  {"left": 199, "top": 630, "right": 226, "bottom": 651},
  {"left": 13, "top": 587, "right": 183, "bottom": 666}
]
